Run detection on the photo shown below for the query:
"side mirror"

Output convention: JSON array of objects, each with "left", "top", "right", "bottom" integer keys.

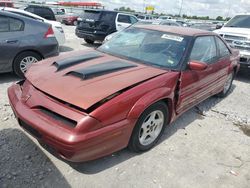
[{"left": 188, "top": 61, "right": 208, "bottom": 71}]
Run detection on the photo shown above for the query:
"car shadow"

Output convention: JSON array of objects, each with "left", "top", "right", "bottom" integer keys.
[
  {"left": 0, "top": 73, "right": 20, "bottom": 85},
  {"left": 81, "top": 42, "right": 102, "bottom": 48},
  {"left": 70, "top": 86, "right": 236, "bottom": 174},
  {"left": 59, "top": 46, "right": 75, "bottom": 52},
  {"left": 0, "top": 128, "right": 71, "bottom": 188},
  {"left": 235, "top": 69, "right": 250, "bottom": 84}
]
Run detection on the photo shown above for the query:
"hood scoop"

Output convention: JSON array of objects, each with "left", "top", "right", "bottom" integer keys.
[
  {"left": 52, "top": 52, "right": 102, "bottom": 71},
  {"left": 66, "top": 60, "right": 137, "bottom": 80}
]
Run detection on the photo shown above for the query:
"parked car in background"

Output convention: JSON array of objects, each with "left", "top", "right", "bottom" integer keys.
[
  {"left": 158, "top": 16, "right": 173, "bottom": 20},
  {"left": 190, "top": 22, "right": 216, "bottom": 31},
  {"left": 137, "top": 14, "right": 154, "bottom": 21},
  {"left": 176, "top": 20, "right": 188, "bottom": 27},
  {"left": 62, "top": 13, "right": 79, "bottom": 26},
  {"left": 0, "top": 11, "right": 59, "bottom": 77},
  {"left": 104, "top": 20, "right": 181, "bottom": 43},
  {"left": 1, "top": 7, "right": 65, "bottom": 46},
  {"left": 8, "top": 25, "right": 239, "bottom": 162},
  {"left": 24, "top": 5, "right": 56, "bottom": 21},
  {"left": 0, "top": 0, "right": 13, "bottom": 7},
  {"left": 76, "top": 9, "right": 138, "bottom": 44},
  {"left": 214, "top": 14, "right": 250, "bottom": 69},
  {"left": 153, "top": 20, "right": 182, "bottom": 26}
]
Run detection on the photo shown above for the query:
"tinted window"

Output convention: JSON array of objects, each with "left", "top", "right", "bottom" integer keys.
[
  {"left": 225, "top": 15, "right": 250, "bottom": 28},
  {"left": 190, "top": 36, "right": 217, "bottom": 64},
  {"left": 100, "top": 12, "right": 116, "bottom": 24},
  {"left": 0, "top": 2, "right": 5, "bottom": 6},
  {"left": 25, "top": 7, "right": 34, "bottom": 12},
  {"left": 216, "top": 37, "right": 231, "bottom": 57},
  {"left": 118, "top": 14, "right": 131, "bottom": 23},
  {"left": 81, "top": 10, "right": 101, "bottom": 21},
  {"left": 0, "top": 16, "right": 9, "bottom": 32},
  {"left": 9, "top": 18, "right": 23, "bottom": 31},
  {"left": 130, "top": 16, "right": 138, "bottom": 24}
]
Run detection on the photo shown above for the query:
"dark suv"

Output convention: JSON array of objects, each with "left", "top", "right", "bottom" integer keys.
[
  {"left": 24, "top": 5, "right": 56, "bottom": 21},
  {"left": 75, "top": 9, "right": 138, "bottom": 44}
]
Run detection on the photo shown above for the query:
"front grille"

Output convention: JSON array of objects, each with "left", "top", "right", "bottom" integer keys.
[
  {"left": 221, "top": 33, "right": 250, "bottom": 52},
  {"left": 224, "top": 34, "right": 247, "bottom": 41},
  {"left": 19, "top": 119, "right": 42, "bottom": 138},
  {"left": 39, "top": 107, "right": 77, "bottom": 128}
]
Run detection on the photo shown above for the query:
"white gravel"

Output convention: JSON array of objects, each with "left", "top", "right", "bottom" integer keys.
[{"left": 0, "top": 25, "right": 250, "bottom": 188}]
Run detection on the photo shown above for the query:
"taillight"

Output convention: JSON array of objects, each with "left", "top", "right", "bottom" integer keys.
[{"left": 44, "top": 26, "right": 55, "bottom": 38}]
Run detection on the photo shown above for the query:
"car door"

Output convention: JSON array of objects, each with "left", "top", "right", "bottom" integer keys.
[
  {"left": 0, "top": 15, "right": 23, "bottom": 72},
  {"left": 116, "top": 14, "right": 132, "bottom": 31},
  {"left": 176, "top": 35, "right": 221, "bottom": 114}
]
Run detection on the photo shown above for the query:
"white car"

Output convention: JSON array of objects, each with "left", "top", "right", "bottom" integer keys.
[
  {"left": 1, "top": 7, "right": 65, "bottom": 46},
  {"left": 214, "top": 14, "right": 250, "bottom": 69}
]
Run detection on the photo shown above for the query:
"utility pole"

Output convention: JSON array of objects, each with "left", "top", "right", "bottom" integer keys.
[{"left": 178, "top": 0, "right": 183, "bottom": 17}]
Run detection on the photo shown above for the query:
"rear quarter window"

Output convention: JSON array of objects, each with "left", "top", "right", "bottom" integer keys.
[{"left": 9, "top": 18, "right": 24, "bottom": 31}]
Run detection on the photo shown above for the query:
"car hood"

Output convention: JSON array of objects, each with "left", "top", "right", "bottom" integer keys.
[
  {"left": 26, "top": 50, "right": 168, "bottom": 110},
  {"left": 215, "top": 27, "right": 250, "bottom": 37}
]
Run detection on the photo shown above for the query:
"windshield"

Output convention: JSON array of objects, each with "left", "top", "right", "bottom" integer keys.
[
  {"left": 225, "top": 15, "right": 250, "bottom": 28},
  {"left": 98, "top": 27, "right": 188, "bottom": 69}
]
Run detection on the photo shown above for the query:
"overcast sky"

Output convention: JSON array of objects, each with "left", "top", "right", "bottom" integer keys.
[{"left": 94, "top": 0, "right": 250, "bottom": 18}]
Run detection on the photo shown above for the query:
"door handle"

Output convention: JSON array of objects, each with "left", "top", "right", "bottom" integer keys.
[
  {"left": 6, "top": 40, "right": 18, "bottom": 44},
  {"left": 117, "top": 24, "right": 122, "bottom": 26}
]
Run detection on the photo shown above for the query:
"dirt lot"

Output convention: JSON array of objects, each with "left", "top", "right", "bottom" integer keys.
[{"left": 0, "top": 25, "right": 250, "bottom": 188}]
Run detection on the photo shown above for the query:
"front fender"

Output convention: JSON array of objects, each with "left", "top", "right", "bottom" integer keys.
[{"left": 127, "top": 87, "right": 174, "bottom": 119}]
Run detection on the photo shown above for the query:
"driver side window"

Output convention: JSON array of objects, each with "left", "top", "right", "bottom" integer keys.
[{"left": 190, "top": 36, "right": 217, "bottom": 64}]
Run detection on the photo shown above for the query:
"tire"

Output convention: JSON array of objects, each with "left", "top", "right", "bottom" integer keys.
[
  {"left": 217, "top": 71, "right": 234, "bottom": 98},
  {"left": 73, "top": 20, "right": 77, "bottom": 26},
  {"left": 84, "top": 39, "right": 94, "bottom": 44},
  {"left": 128, "top": 101, "right": 169, "bottom": 152},
  {"left": 13, "top": 51, "right": 42, "bottom": 78}
]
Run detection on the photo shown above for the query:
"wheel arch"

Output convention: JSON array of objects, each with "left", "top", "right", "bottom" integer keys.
[
  {"left": 12, "top": 49, "right": 44, "bottom": 71},
  {"left": 127, "top": 87, "right": 175, "bottom": 125}
]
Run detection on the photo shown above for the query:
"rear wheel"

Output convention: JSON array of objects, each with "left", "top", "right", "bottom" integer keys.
[
  {"left": 73, "top": 20, "right": 77, "bottom": 26},
  {"left": 84, "top": 39, "right": 94, "bottom": 44},
  {"left": 217, "top": 72, "right": 234, "bottom": 97},
  {"left": 13, "top": 51, "right": 42, "bottom": 78},
  {"left": 128, "top": 102, "right": 169, "bottom": 152}
]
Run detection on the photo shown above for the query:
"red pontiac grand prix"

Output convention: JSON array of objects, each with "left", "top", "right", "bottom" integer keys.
[{"left": 8, "top": 25, "right": 240, "bottom": 162}]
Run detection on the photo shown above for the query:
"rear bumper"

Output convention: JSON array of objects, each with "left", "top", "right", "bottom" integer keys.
[
  {"left": 8, "top": 82, "right": 136, "bottom": 162},
  {"left": 39, "top": 38, "right": 59, "bottom": 58},
  {"left": 75, "top": 28, "right": 106, "bottom": 41}
]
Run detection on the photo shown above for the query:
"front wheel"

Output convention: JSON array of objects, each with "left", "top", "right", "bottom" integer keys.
[
  {"left": 13, "top": 51, "right": 42, "bottom": 78},
  {"left": 128, "top": 102, "right": 169, "bottom": 152},
  {"left": 217, "top": 72, "right": 234, "bottom": 98}
]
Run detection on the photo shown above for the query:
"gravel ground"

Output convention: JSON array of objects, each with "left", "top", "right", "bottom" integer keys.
[{"left": 0, "top": 25, "right": 250, "bottom": 188}]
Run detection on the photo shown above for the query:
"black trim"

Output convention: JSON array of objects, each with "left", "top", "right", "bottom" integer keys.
[
  {"left": 39, "top": 107, "right": 77, "bottom": 128},
  {"left": 52, "top": 52, "right": 102, "bottom": 71},
  {"left": 66, "top": 60, "right": 137, "bottom": 80}
]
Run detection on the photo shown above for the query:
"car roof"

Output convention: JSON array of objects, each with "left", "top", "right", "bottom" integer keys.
[
  {"left": 134, "top": 24, "right": 216, "bottom": 36},
  {"left": 84, "top": 9, "right": 118, "bottom": 13},
  {"left": 0, "top": 7, "right": 45, "bottom": 21},
  {"left": 26, "top": 5, "right": 51, "bottom": 9}
]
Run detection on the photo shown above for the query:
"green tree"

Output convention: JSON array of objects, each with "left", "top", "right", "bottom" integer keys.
[{"left": 216, "top": 16, "right": 224, "bottom": 21}]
